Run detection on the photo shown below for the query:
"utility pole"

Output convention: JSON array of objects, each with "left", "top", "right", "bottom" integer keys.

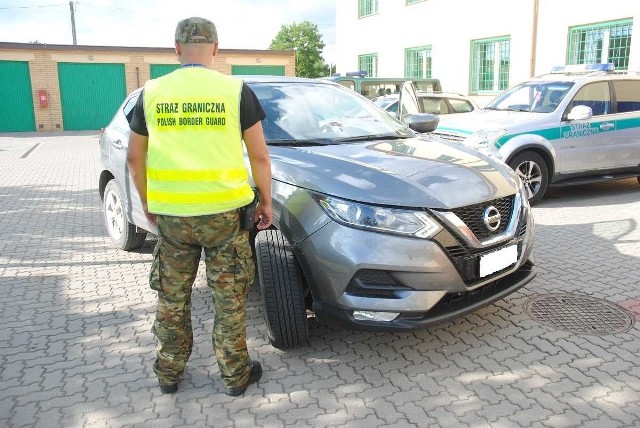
[{"left": 69, "top": 1, "right": 77, "bottom": 45}]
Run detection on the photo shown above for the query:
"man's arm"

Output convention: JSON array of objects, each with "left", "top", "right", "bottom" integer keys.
[
  {"left": 243, "top": 121, "right": 272, "bottom": 230},
  {"left": 127, "top": 131, "right": 156, "bottom": 224}
]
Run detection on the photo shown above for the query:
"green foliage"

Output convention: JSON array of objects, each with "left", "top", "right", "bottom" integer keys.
[{"left": 270, "top": 21, "right": 328, "bottom": 78}]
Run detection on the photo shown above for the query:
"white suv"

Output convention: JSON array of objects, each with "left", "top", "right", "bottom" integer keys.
[
  {"left": 375, "top": 91, "right": 478, "bottom": 116},
  {"left": 432, "top": 64, "right": 640, "bottom": 203}
]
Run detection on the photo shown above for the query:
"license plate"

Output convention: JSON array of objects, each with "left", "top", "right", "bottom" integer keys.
[{"left": 479, "top": 245, "right": 518, "bottom": 277}]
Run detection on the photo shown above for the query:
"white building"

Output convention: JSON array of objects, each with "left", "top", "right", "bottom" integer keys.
[{"left": 335, "top": 0, "right": 640, "bottom": 105}]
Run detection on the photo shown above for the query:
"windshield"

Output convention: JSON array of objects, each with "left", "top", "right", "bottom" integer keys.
[
  {"left": 486, "top": 81, "right": 574, "bottom": 113},
  {"left": 248, "top": 81, "right": 411, "bottom": 144}
]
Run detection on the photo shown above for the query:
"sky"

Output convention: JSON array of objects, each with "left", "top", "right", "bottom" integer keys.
[{"left": 0, "top": 0, "right": 337, "bottom": 63}]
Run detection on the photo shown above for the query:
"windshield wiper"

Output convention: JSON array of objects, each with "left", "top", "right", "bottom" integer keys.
[
  {"left": 267, "top": 138, "right": 334, "bottom": 146},
  {"left": 333, "top": 134, "right": 411, "bottom": 143}
]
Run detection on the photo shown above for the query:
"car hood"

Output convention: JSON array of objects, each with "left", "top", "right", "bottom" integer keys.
[
  {"left": 436, "top": 109, "right": 554, "bottom": 136},
  {"left": 268, "top": 136, "right": 517, "bottom": 209}
]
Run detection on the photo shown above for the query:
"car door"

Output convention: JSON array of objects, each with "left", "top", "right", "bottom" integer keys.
[
  {"left": 103, "top": 91, "right": 149, "bottom": 228},
  {"left": 558, "top": 81, "right": 614, "bottom": 173},
  {"left": 611, "top": 80, "right": 640, "bottom": 168}
]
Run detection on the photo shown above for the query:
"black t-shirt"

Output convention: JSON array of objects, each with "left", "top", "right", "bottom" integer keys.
[{"left": 129, "top": 82, "right": 266, "bottom": 136}]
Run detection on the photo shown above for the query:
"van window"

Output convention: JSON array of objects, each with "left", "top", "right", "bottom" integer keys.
[{"left": 613, "top": 80, "right": 640, "bottom": 113}]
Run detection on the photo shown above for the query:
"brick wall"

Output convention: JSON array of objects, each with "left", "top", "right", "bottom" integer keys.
[{"left": 0, "top": 43, "right": 295, "bottom": 132}]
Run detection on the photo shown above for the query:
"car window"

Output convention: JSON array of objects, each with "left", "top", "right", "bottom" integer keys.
[
  {"left": 613, "top": 80, "right": 640, "bottom": 113},
  {"left": 249, "top": 82, "right": 410, "bottom": 142},
  {"left": 107, "top": 93, "right": 138, "bottom": 134},
  {"left": 385, "top": 101, "right": 399, "bottom": 114},
  {"left": 373, "top": 97, "right": 399, "bottom": 113},
  {"left": 421, "top": 97, "right": 446, "bottom": 114},
  {"left": 569, "top": 82, "right": 611, "bottom": 116},
  {"left": 449, "top": 99, "right": 474, "bottom": 113},
  {"left": 361, "top": 83, "right": 400, "bottom": 99}
]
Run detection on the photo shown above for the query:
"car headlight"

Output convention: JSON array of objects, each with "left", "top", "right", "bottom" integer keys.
[
  {"left": 466, "top": 129, "right": 508, "bottom": 148},
  {"left": 313, "top": 193, "right": 442, "bottom": 238}
]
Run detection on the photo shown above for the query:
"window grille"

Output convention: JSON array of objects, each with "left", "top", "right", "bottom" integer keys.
[
  {"left": 405, "top": 46, "right": 432, "bottom": 78},
  {"left": 358, "top": 0, "right": 379, "bottom": 18},
  {"left": 470, "top": 36, "right": 510, "bottom": 94},
  {"left": 359, "top": 53, "right": 378, "bottom": 77},
  {"left": 567, "top": 19, "right": 633, "bottom": 70}
]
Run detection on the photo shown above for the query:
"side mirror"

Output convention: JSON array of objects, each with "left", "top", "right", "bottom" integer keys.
[
  {"left": 567, "top": 105, "right": 593, "bottom": 121},
  {"left": 404, "top": 113, "right": 440, "bottom": 133}
]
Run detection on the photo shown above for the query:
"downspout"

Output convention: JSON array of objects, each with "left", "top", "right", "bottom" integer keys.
[{"left": 530, "top": 0, "right": 539, "bottom": 77}]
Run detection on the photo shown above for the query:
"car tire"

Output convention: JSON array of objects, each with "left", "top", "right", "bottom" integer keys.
[
  {"left": 508, "top": 151, "right": 549, "bottom": 204},
  {"left": 103, "top": 180, "right": 146, "bottom": 251},
  {"left": 255, "top": 229, "right": 309, "bottom": 350}
]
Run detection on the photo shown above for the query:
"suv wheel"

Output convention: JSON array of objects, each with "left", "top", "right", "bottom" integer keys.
[
  {"left": 509, "top": 151, "right": 549, "bottom": 204},
  {"left": 103, "top": 180, "right": 146, "bottom": 250},
  {"left": 255, "top": 229, "right": 309, "bottom": 350}
]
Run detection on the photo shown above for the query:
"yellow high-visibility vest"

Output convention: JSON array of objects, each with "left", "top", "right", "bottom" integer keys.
[{"left": 143, "top": 67, "right": 254, "bottom": 216}]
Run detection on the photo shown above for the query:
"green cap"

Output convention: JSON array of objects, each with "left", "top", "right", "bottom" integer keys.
[{"left": 175, "top": 17, "right": 217, "bottom": 44}]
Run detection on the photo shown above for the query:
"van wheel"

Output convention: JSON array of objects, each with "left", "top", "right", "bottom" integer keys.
[
  {"left": 255, "top": 229, "right": 309, "bottom": 350},
  {"left": 103, "top": 180, "right": 146, "bottom": 250},
  {"left": 508, "top": 151, "right": 549, "bottom": 204}
]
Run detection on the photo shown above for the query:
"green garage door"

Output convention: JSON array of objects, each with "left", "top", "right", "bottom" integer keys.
[
  {"left": 58, "top": 63, "right": 126, "bottom": 130},
  {"left": 0, "top": 61, "right": 36, "bottom": 132},
  {"left": 150, "top": 64, "right": 180, "bottom": 79},
  {"left": 231, "top": 65, "right": 286, "bottom": 76}
]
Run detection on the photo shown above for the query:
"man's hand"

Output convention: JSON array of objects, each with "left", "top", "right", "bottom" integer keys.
[
  {"left": 253, "top": 201, "right": 272, "bottom": 230},
  {"left": 142, "top": 203, "right": 157, "bottom": 225}
]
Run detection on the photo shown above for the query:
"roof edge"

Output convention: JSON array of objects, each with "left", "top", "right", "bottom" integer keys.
[{"left": 0, "top": 41, "right": 294, "bottom": 56}]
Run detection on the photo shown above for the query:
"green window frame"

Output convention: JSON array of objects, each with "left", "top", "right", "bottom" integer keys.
[
  {"left": 358, "top": 0, "right": 378, "bottom": 18},
  {"left": 567, "top": 19, "right": 633, "bottom": 70},
  {"left": 470, "top": 36, "right": 510, "bottom": 94},
  {"left": 405, "top": 46, "right": 432, "bottom": 78},
  {"left": 359, "top": 53, "right": 378, "bottom": 77}
]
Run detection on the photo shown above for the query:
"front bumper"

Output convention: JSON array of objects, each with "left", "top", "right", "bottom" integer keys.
[
  {"left": 312, "top": 259, "right": 536, "bottom": 331},
  {"left": 297, "top": 202, "right": 535, "bottom": 331}
]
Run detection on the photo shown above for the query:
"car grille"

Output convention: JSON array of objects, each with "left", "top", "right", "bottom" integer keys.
[
  {"left": 434, "top": 204, "right": 528, "bottom": 286},
  {"left": 445, "top": 240, "right": 524, "bottom": 284},
  {"left": 430, "top": 131, "right": 467, "bottom": 143},
  {"left": 450, "top": 196, "right": 514, "bottom": 241}
]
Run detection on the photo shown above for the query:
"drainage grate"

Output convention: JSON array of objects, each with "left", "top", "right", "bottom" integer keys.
[{"left": 525, "top": 294, "right": 635, "bottom": 335}]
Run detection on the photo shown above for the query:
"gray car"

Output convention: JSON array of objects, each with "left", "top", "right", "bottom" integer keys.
[{"left": 99, "top": 76, "right": 536, "bottom": 350}]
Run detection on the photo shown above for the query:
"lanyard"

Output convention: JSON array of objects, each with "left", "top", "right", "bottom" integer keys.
[{"left": 182, "top": 63, "right": 206, "bottom": 68}]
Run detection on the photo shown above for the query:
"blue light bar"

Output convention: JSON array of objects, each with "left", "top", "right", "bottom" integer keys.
[
  {"left": 345, "top": 70, "right": 368, "bottom": 77},
  {"left": 551, "top": 63, "right": 615, "bottom": 73}
]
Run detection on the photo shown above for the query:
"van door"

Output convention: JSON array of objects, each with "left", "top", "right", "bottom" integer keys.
[
  {"left": 611, "top": 80, "right": 640, "bottom": 168},
  {"left": 558, "top": 81, "right": 614, "bottom": 173}
]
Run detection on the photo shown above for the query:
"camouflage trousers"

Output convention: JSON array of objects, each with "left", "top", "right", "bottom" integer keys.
[{"left": 149, "top": 210, "right": 255, "bottom": 389}]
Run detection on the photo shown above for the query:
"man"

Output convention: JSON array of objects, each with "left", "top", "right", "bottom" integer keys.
[{"left": 127, "top": 16, "right": 272, "bottom": 397}]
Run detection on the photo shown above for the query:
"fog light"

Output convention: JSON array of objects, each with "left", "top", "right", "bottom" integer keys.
[{"left": 353, "top": 311, "right": 400, "bottom": 322}]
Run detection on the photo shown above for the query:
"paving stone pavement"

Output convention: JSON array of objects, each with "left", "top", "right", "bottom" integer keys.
[{"left": 0, "top": 133, "right": 639, "bottom": 428}]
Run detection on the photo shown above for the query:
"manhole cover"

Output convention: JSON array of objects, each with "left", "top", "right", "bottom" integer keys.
[{"left": 525, "top": 294, "right": 635, "bottom": 335}]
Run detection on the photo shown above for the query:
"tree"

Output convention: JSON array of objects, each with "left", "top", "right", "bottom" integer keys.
[{"left": 270, "top": 21, "right": 327, "bottom": 78}]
